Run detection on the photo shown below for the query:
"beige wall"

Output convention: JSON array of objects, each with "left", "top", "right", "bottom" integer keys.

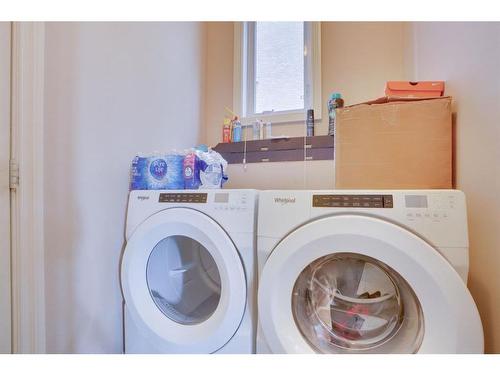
[
  {"left": 207, "top": 23, "right": 500, "bottom": 353},
  {"left": 204, "top": 22, "right": 408, "bottom": 189},
  {"left": 43, "top": 22, "right": 206, "bottom": 353},
  {"left": 410, "top": 22, "right": 500, "bottom": 353}
]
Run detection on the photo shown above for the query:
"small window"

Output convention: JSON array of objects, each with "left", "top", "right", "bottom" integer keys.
[
  {"left": 234, "top": 22, "right": 321, "bottom": 124},
  {"left": 253, "top": 22, "right": 304, "bottom": 113}
]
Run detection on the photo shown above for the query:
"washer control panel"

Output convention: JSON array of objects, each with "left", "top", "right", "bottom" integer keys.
[
  {"left": 159, "top": 192, "right": 208, "bottom": 203},
  {"left": 313, "top": 194, "right": 394, "bottom": 208}
]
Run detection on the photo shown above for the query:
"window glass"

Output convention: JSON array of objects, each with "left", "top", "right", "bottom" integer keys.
[
  {"left": 146, "top": 235, "right": 221, "bottom": 325},
  {"left": 292, "top": 253, "right": 424, "bottom": 353},
  {"left": 254, "top": 22, "right": 304, "bottom": 114}
]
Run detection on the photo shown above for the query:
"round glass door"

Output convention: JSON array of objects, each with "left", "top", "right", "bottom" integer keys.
[
  {"left": 146, "top": 235, "right": 221, "bottom": 325},
  {"left": 292, "top": 253, "right": 424, "bottom": 353}
]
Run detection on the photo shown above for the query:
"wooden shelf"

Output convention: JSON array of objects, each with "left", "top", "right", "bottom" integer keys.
[{"left": 213, "top": 135, "right": 334, "bottom": 164}]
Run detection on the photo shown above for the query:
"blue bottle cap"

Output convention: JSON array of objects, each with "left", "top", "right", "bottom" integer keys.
[{"left": 195, "top": 144, "right": 209, "bottom": 152}]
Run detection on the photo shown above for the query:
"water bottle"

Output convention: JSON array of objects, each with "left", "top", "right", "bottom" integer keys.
[
  {"left": 183, "top": 150, "right": 200, "bottom": 190},
  {"left": 129, "top": 154, "right": 148, "bottom": 190},
  {"left": 200, "top": 163, "right": 223, "bottom": 188},
  {"left": 327, "top": 93, "right": 344, "bottom": 136}
]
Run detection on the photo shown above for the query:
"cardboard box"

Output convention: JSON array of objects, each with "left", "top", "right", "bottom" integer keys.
[
  {"left": 335, "top": 97, "right": 452, "bottom": 189},
  {"left": 385, "top": 81, "right": 445, "bottom": 98}
]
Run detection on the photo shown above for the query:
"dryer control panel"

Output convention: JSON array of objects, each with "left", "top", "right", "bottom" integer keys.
[
  {"left": 159, "top": 192, "right": 208, "bottom": 203},
  {"left": 259, "top": 189, "right": 468, "bottom": 250},
  {"left": 313, "top": 194, "right": 393, "bottom": 208}
]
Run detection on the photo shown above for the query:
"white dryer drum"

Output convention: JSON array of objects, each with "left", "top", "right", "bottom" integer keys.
[
  {"left": 121, "top": 207, "right": 247, "bottom": 353},
  {"left": 258, "top": 215, "right": 483, "bottom": 354}
]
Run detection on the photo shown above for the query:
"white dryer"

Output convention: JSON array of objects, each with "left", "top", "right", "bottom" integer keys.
[
  {"left": 257, "top": 190, "right": 483, "bottom": 354},
  {"left": 121, "top": 189, "right": 257, "bottom": 353}
]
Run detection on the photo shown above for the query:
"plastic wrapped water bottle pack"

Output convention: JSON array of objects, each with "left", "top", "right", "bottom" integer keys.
[{"left": 129, "top": 146, "right": 228, "bottom": 191}]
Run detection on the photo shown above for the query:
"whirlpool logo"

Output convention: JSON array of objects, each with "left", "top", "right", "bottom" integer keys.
[
  {"left": 274, "top": 197, "right": 296, "bottom": 205},
  {"left": 137, "top": 195, "right": 149, "bottom": 201}
]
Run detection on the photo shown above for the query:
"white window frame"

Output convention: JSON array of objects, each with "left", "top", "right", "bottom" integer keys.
[{"left": 233, "top": 22, "right": 322, "bottom": 125}]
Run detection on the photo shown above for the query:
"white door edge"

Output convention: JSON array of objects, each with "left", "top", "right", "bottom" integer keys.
[
  {"left": 258, "top": 215, "right": 483, "bottom": 353},
  {"left": 121, "top": 207, "right": 247, "bottom": 353}
]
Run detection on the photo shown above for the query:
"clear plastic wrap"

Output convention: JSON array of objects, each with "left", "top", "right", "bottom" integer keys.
[{"left": 292, "top": 253, "right": 424, "bottom": 353}]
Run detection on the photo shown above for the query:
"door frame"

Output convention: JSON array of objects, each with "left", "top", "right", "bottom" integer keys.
[
  {"left": 0, "top": 22, "right": 12, "bottom": 354},
  {"left": 10, "top": 21, "right": 46, "bottom": 354}
]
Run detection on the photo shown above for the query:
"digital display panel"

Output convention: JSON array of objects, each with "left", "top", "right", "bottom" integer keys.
[
  {"left": 214, "top": 193, "right": 229, "bottom": 203},
  {"left": 405, "top": 195, "right": 428, "bottom": 208}
]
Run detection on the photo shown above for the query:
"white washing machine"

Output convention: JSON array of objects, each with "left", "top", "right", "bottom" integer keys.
[
  {"left": 257, "top": 190, "right": 483, "bottom": 354},
  {"left": 121, "top": 189, "right": 257, "bottom": 353}
]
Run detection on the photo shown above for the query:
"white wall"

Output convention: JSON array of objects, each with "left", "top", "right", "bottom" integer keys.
[
  {"left": 43, "top": 22, "right": 206, "bottom": 353},
  {"left": 410, "top": 22, "right": 500, "bottom": 353},
  {"left": 42, "top": 21, "right": 500, "bottom": 354}
]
